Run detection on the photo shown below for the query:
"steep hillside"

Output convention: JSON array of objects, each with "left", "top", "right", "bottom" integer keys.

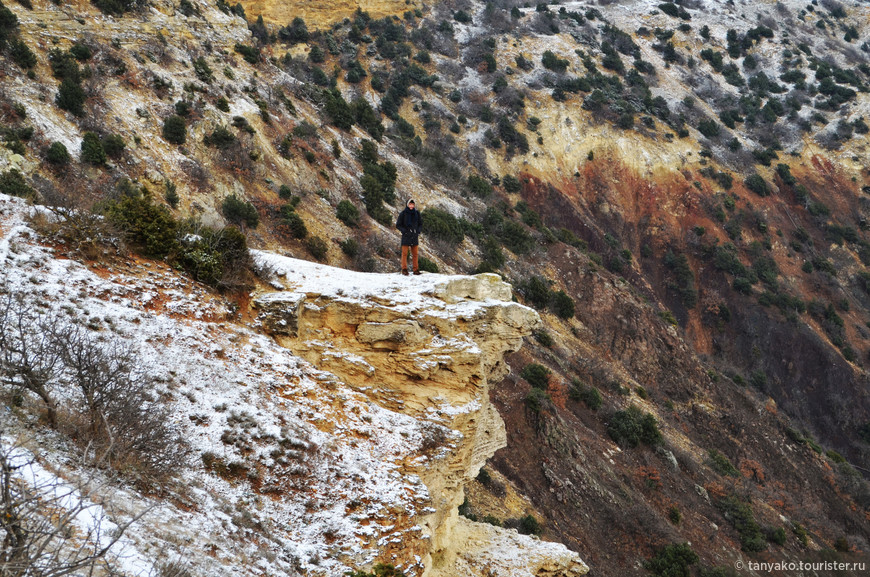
[
  {"left": 0, "top": 192, "right": 588, "bottom": 576},
  {"left": 1, "top": 0, "right": 870, "bottom": 573}
]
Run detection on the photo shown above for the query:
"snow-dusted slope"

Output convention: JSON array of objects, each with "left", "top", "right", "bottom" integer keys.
[{"left": 0, "top": 193, "right": 586, "bottom": 577}]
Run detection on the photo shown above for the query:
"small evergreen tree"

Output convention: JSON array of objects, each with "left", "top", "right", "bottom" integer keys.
[
  {"left": 221, "top": 194, "right": 259, "bottom": 228},
  {"left": 552, "top": 290, "right": 575, "bottom": 319},
  {"left": 80, "top": 132, "right": 106, "bottom": 165},
  {"left": 336, "top": 200, "right": 360, "bottom": 227},
  {"left": 162, "top": 115, "right": 187, "bottom": 145},
  {"left": 102, "top": 134, "right": 125, "bottom": 158},
  {"left": 56, "top": 78, "right": 86, "bottom": 116},
  {"left": 520, "top": 363, "right": 551, "bottom": 389},
  {"left": 45, "top": 142, "right": 71, "bottom": 166}
]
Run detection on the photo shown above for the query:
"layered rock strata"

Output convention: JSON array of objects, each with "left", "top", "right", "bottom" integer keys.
[{"left": 253, "top": 254, "right": 588, "bottom": 576}]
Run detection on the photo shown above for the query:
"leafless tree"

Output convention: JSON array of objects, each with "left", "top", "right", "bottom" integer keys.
[
  {"left": 57, "top": 325, "right": 189, "bottom": 479},
  {"left": 0, "top": 292, "right": 65, "bottom": 427},
  {"left": 0, "top": 439, "right": 149, "bottom": 577},
  {"left": 0, "top": 280, "right": 188, "bottom": 484}
]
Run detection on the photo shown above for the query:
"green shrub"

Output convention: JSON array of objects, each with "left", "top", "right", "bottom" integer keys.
[
  {"left": 663, "top": 250, "right": 697, "bottom": 308},
  {"left": 80, "top": 132, "right": 106, "bottom": 165},
  {"left": 533, "top": 329, "right": 553, "bottom": 347},
  {"left": 570, "top": 380, "right": 602, "bottom": 410},
  {"left": 659, "top": 310, "right": 678, "bottom": 326},
  {"left": 520, "top": 276, "right": 551, "bottom": 309},
  {"left": 697, "top": 119, "right": 721, "bottom": 138},
  {"left": 234, "top": 43, "right": 260, "bottom": 64},
  {"left": 541, "top": 50, "right": 569, "bottom": 72},
  {"left": 0, "top": 169, "right": 33, "bottom": 198},
  {"left": 162, "top": 115, "right": 187, "bottom": 145},
  {"left": 502, "top": 174, "right": 521, "bottom": 193},
  {"left": 69, "top": 42, "right": 92, "bottom": 61},
  {"left": 476, "top": 236, "right": 505, "bottom": 273},
  {"left": 178, "top": 225, "right": 252, "bottom": 290},
  {"left": 793, "top": 522, "right": 808, "bottom": 547},
  {"left": 356, "top": 140, "right": 397, "bottom": 220},
  {"left": 467, "top": 174, "right": 492, "bottom": 198},
  {"left": 9, "top": 38, "right": 37, "bottom": 69},
  {"left": 749, "top": 370, "right": 767, "bottom": 389},
  {"left": 521, "top": 363, "right": 551, "bottom": 389},
  {"left": 525, "top": 387, "right": 551, "bottom": 413},
  {"left": 716, "top": 496, "right": 766, "bottom": 552},
  {"left": 607, "top": 405, "right": 662, "bottom": 447},
  {"left": 221, "top": 194, "right": 259, "bottom": 228},
  {"left": 193, "top": 56, "right": 213, "bottom": 83},
  {"left": 760, "top": 526, "right": 786, "bottom": 547},
  {"left": 323, "top": 88, "right": 354, "bottom": 129},
  {"left": 305, "top": 236, "right": 328, "bottom": 261},
  {"left": 216, "top": 96, "right": 230, "bottom": 112},
  {"left": 826, "top": 449, "right": 846, "bottom": 463},
  {"left": 346, "top": 563, "right": 406, "bottom": 577},
  {"left": 278, "top": 17, "right": 309, "bottom": 44},
  {"left": 616, "top": 113, "right": 634, "bottom": 129},
  {"left": 668, "top": 506, "right": 681, "bottom": 525},
  {"left": 752, "top": 147, "right": 779, "bottom": 166},
  {"left": 421, "top": 207, "right": 464, "bottom": 245},
  {"left": 481, "top": 514, "right": 502, "bottom": 527},
  {"left": 499, "top": 220, "right": 534, "bottom": 254},
  {"left": 555, "top": 228, "right": 587, "bottom": 251},
  {"left": 0, "top": 2, "right": 18, "bottom": 37},
  {"left": 707, "top": 449, "right": 739, "bottom": 477},
  {"left": 644, "top": 543, "right": 698, "bottom": 577},
  {"left": 232, "top": 116, "right": 256, "bottom": 134},
  {"left": 173, "top": 100, "right": 192, "bottom": 117},
  {"left": 340, "top": 238, "right": 358, "bottom": 257},
  {"left": 336, "top": 200, "right": 360, "bottom": 227},
  {"left": 102, "top": 134, "right": 125, "bottom": 158},
  {"left": 56, "top": 78, "right": 86, "bottom": 116},
  {"left": 482, "top": 53, "right": 497, "bottom": 73},
  {"left": 104, "top": 182, "right": 179, "bottom": 258},
  {"left": 518, "top": 514, "right": 543, "bottom": 536},
  {"left": 92, "top": 0, "right": 136, "bottom": 15},
  {"left": 278, "top": 205, "right": 307, "bottom": 238},
  {"left": 497, "top": 116, "right": 529, "bottom": 154},
  {"left": 552, "top": 290, "right": 575, "bottom": 319},
  {"left": 418, "top": 256, "right": 439, "bottom": 273},
  {"left": 204, "top": 126, "right": 237, "bottom": 148},
  {"left": 164, "top": 181, "right": 179, "bottom": 208},
  {"left": 744, "top": 173, "right": 769, "bottom": 196},
  {"left": 351, "top": 98, "right": 382, "bottom": 140},
  {"left": 45, "top": 141, "right": 71, "bottom": 166},
  {"left": 278, "top": 185, "right": 293, "bottom": 199},
  {"left": 775, "top": 163, "right": 796, "bottom": 185}
]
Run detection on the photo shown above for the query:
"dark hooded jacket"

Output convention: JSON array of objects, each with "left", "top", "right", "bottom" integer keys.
[{"left": 396, "top": 205, "right": 422, "bottom": 246}]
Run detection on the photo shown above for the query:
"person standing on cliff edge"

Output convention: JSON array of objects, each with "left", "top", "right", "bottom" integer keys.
[{"left": 396, "top": 199, "right": 423, "bottom": 275}]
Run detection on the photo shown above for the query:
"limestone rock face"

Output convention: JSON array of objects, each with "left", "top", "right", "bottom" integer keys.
[
  {"left": 253, "top": 253, "right": 586, "bottom": 577},
  {"left": 430, "top": 517, "right": 589, "bottom": 577}
]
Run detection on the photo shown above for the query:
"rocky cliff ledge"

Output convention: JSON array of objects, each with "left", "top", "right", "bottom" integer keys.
[{"left": 253, "top": 253, "right": 588, "bottom": 576}]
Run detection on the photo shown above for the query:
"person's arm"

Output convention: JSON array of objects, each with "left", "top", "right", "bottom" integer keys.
[
  {"left": 417, "top": 212, "right": 423, "bottom": 234},
  {"left": 396, "top": 212, "right": 405, "bottom": 232}
]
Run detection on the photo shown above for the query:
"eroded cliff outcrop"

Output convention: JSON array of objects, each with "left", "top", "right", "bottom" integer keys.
[{"left": 253, "top": 253, "right": 588, "bottom": 576}]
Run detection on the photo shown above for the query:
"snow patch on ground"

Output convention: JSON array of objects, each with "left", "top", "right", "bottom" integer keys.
[{"left": 0, "top": 193, "right": 445, "bottom": 576}]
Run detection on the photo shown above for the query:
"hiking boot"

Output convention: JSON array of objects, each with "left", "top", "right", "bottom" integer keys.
[
  {"left": 413, "top": 270, "right": 421, "bottom": 275},
  {"left": 402, "top": 269, "right": 409, "bottom": 276}
]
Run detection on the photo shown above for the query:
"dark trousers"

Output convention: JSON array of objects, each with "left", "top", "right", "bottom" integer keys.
[{"left": 401, "top": 245, "right": 419, "bottom": 272}]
